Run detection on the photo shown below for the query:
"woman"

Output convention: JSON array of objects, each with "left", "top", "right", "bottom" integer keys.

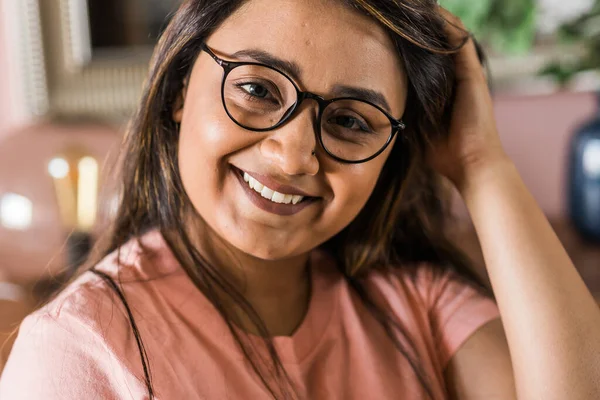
[{"left": 2, "top": 0, "right": 599, "bottom": 399}]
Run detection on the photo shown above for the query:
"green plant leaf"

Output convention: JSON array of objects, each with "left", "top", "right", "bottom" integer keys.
[
  {"left": 488, "top": 4, "right": 537, "bottom": 54},
  {"left": 439, "top": 0, "right": 492, "bottom": 32}
]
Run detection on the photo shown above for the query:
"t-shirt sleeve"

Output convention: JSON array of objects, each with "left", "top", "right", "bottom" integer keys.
[
  {"left": 0, "top": 309, "right": 147, "bottom": 399},
  {"left": 417, "top": 268, "right": 500, "bottom": 368}
]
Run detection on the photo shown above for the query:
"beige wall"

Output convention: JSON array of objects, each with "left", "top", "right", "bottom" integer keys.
[
  {"left": 0, "top": 0, "right": 11, "bottom": 137},
  {"left": 0, "top": 0, "right": 28, "bottom": 139}
]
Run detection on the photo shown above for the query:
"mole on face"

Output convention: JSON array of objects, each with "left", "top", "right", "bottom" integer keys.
[{"left": 299, "top": 20, "right": 313, "bottom": 47}]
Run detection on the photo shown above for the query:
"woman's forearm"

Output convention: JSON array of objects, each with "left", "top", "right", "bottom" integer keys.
[{"left": 460, "top": 156, "right": 600, "bottom": 400}]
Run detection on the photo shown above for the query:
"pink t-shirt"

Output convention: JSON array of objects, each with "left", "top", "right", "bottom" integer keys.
[{"left": 0, "top": 230, "right": 499, "bottom": 399}]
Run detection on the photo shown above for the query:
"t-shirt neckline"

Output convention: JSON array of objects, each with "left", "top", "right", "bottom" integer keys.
[
  {"left": 149, "top": 230, "right": 341, "bottom": 365},
  {"left": 261, "top": 249, "right": 341, "bottom": 364}
]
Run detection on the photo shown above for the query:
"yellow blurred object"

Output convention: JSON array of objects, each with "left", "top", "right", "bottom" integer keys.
[
  {"left": 49, "top": 151, "right": 99, "bottom": 232},
  {"left": 77, "top": 156, "right": 99, "bottom": 231}
]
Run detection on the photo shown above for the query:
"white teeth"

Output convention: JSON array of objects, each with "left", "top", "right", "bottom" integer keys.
[
  {"left": 271, "top": 191, "right": 286, "bottom": 203},
  {"left": 260, "top": 186, "right": 274, "bottom": 200},
  {"left": 242, "top": 171, "right": 306, "bottom": 205},
  {"left": 253, "top": 179, "right": 264, "bottom": 192}
]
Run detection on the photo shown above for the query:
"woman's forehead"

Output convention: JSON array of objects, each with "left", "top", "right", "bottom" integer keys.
[{"left": 206, "top": 0, "right": 407, "bottom": 109}]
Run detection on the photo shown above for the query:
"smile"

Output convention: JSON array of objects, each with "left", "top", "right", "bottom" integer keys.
[
  {"left": 243, "top": 172, "right": 304, "bottom": 205},
  {"left": 232, "top": 167, "right": 317, "bottom": 216}
]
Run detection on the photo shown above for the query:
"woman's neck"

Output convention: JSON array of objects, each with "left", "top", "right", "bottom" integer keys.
[{"left": 187, "top": 224, "right": 313, "bottom": 337}]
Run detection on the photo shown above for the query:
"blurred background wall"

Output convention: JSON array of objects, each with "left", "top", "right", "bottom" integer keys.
[{"left": 0, "top": 0, "right": 15, "bottom": 137}]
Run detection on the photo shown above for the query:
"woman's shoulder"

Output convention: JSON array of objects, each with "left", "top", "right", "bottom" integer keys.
[
  {"left": 1, "top": 301, "right": 148, "bottom": 399},
  {"left": 0, "top": 231, "right": 175, "bottom": 398},
  {"left": 365, "top": 263, "right": 485, "bottom": 306},
  {"left": 312, "top": 249, "right": 488, "bottom": 309},
  {"left": 40, "top": 229, "right": 175, "bottom": 321},
  {"left": 18, "top": 230, "right": 166, "bottom": 354},
  {"left": 360, "top": 262, "right": 499, "bottom": 366}
]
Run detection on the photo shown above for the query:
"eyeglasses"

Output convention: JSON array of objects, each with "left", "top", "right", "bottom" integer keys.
[{"left": 201, "top": 44, "right": 406, "bottom": 164}]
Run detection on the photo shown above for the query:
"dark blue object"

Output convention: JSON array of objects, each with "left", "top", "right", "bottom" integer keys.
[{"left": 569, "top": 92, "right": 600, "bottom": 242}]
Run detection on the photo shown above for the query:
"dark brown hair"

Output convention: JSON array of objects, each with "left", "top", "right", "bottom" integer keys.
[{"left": 44, "top": 1, "right": 488, "bottom": 399}]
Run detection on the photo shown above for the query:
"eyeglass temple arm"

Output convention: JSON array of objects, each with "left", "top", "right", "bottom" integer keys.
[
  {"left": 202, "top": 44, "right": 228, "bottom": 67},
  {"left": 393, "top": 120, "right": 406, "bottom": 130}
]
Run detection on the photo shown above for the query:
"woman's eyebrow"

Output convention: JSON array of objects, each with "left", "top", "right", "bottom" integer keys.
[
  {"left": 231, "top": 49, "right": 303, "bottom": 82},
  {"left": 331, "top": 85, "right": 392, "bottom": 114}
]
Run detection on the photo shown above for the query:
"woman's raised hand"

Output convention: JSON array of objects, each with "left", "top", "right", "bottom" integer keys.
[{"left": 426, "top": 8, "right": 508, "bottom": 193}]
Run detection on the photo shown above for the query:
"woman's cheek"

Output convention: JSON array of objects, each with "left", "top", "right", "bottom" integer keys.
[{"left": 327, "top": 172, "right": 378, "bottom": 226}]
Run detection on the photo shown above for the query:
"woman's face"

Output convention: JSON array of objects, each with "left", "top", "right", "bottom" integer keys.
[{"left": 176, "top": 0, "right": 408, "bottom": 260}]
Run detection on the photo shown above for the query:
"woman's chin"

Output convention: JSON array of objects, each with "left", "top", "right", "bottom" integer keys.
[
  {"left": 239, "top": 243, "right": 301, "bottom": 262},
  {"left": 223, "top": 233, "right": 310, "bottom": 262}
]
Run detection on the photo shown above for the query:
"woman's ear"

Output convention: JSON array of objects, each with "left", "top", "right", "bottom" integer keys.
[{"left": 172, "top": 81, "right": 188, "bottom": 123}]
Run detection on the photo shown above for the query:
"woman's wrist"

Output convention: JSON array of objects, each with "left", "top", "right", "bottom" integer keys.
[{"left": 453, "top": 150, "right": 515, "bottom": 201}]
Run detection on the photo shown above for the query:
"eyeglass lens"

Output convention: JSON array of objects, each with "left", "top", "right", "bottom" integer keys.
[{"left": 223, "top": 64, "right": 394, "bottom": 162}]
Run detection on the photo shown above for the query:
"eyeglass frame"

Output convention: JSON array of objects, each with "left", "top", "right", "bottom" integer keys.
[{"left": 200, "top": 43, "right": 407, "bottom": 164}]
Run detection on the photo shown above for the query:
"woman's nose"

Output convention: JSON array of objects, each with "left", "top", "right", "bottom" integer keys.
[{"left": 259, "top": 104, "right": 320, "bottom": 176}]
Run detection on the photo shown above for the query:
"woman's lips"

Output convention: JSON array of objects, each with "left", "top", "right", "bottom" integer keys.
[
  {"left": 232, "top": 167, "right": 318, "bottom": 216},
  {"left": 239, "top": 169, "right": 314, "bottom": 198}
]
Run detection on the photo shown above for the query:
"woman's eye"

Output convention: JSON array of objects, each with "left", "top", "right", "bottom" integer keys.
[
  {"left": 329, "top": 115, "right": 370, "bottom": 132},
  {"left": 240, "top": 83, "right": 270, "bottom": 99}
]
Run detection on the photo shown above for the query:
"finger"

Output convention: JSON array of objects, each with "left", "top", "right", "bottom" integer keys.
[{"left": 438, "top": 7, "right": 486, "bottom": 82}]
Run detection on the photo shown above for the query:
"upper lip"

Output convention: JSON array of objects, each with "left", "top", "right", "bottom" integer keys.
[{"left": 235, "top": 167, "right": 317, "bottom": 198}]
